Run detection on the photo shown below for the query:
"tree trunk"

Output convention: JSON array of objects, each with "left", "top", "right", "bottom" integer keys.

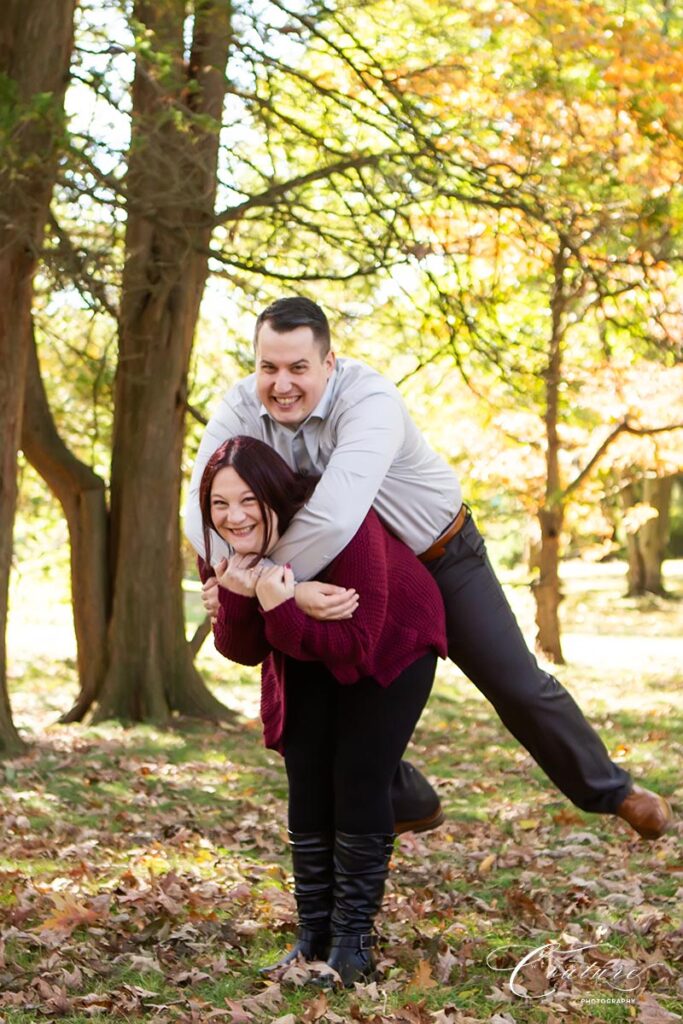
[
  {"left": 0, "top": 0, "right": 76, "bottom": 756},
  {"left": 623, "top": 476, "right": 673, "bottom": 596},
  {"left": 21, "top": 322, "right": 110, "bottom": 722},
  {"left": 92, "top": 0, "right": 233, "bottom": 723},
  {"left": 533, "top": 248, "right": 566, "bottom": 664}
]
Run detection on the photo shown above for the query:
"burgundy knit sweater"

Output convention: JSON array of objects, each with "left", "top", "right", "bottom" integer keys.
[{"left": 200, "top": 509, "right": 446, "bottom": 753}]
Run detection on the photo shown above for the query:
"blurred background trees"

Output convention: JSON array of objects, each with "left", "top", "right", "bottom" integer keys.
[{"left": 2, "top": 0, "right": 682, "bottom": 747}]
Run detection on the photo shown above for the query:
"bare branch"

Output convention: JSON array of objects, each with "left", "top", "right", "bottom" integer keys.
[{"left": 564, "top": 420, "right": 683, "bottom": 499}]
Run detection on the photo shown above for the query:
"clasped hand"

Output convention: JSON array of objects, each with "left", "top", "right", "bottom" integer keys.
[
  {"left": 202, "top": 558, "right": 359, "bottom": 622},
  {"left": 215, "top": 553, "right": 264, "bottom": 597},
  {"left": 201, "top": 554, "right": 265, "bottom": 623},
  {"left": 254, "top": 564, "right": 296, "bottom": 611}
]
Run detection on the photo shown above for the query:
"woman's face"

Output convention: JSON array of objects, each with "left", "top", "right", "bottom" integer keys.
[{"left": 210, "top": 466, "right": 278, "bottom": 555}]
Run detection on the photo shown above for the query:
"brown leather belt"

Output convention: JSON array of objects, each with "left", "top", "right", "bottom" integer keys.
[{"left": 418, "top": 505, "right": 468, "bottom": 562}]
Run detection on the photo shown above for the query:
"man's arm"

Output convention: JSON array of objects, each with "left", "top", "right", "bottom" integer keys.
[
  {"left": 183, "top": 393, "right": 248, "bottom": 563},
  {"left": 261, "top": 513, "right": 389, "bottom": 676},
  {"left": 271, "top": 392, "right": 405, "bottom": 580}
]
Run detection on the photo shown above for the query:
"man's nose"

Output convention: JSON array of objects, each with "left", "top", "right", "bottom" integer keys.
[{"left": 273, "top": 371, "right": 293, "bottom": 392}]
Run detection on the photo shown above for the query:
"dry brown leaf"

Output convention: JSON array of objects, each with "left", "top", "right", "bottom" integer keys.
[
  {"left": 34, "top": 893, "right": 103, "bottom": 936},
  {"left": 224, "top": 999, "right": 254, "bottom": 1024},
  {"left": 636, "top": 992, "right": 682, "bottom": 1023},
  {"left": 301, "top": 990, "right": 329, "bottom": 1022},
  {"left": 405, "top": 958, "right": 438, "bottom": 992}
]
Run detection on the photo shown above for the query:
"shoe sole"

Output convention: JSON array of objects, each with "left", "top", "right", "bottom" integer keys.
[{"left": 395, "top": 806, "right": 445, "bottom": 835}]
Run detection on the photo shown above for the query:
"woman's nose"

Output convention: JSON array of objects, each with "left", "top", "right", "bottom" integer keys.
[{"left": 226, "top": 506, "right": 246, "bottom": 525}]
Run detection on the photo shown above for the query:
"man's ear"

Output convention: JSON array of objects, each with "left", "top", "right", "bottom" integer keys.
[{"left": 324, "top": 350, "right": 336, "bottom": 377}]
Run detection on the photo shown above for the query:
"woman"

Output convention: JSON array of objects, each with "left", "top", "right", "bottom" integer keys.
[{"left": 198, "top": 436, "right": 446, "bottom": 986}]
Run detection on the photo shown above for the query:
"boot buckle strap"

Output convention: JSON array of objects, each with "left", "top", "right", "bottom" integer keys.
[{"left": 333, "top": 933, "right": 377, "bottom": 950}]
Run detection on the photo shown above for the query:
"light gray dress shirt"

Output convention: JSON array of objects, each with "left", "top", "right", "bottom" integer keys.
[{"left": 184, "top": 358, "right": 462, "bottom": 580}]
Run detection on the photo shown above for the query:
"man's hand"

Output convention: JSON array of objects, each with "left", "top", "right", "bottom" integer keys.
[
  {"left": 201, "top": 576, "right": 220, "bottom": 624},
  {"left": 255, "top": 564, "right": 296, "bottom": 611},
  {"left": 294, "top": 581, "right": 359, "bottom": 621},
  {"left": 215, "top": 554, "right": 264, "bottom": 598}
]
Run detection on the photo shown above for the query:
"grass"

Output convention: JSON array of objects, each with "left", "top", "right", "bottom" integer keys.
[{"left": 1, "top": 558, "right": 681, "bottom": 1023}]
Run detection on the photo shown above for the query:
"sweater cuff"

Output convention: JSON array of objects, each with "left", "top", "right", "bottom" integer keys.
[{"left": 218, "top": 587, "right": 259, "bottom": 617}]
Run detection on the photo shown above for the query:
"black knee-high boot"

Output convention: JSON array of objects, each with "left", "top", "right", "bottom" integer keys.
[
  {"left": 261, "top": 831, "right": 334, "bottom": 973},
  {"left": 319, "top": 831, "right": 394, "bottom": 988}
]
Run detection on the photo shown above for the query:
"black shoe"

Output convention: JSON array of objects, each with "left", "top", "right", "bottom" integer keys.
[
  {"left": 392, "top": 761, "right": 444, "bottom": 834},
  {"left": 260, "top": 831, "right": 333, "bottom": 974},
  {"left": 317, "top": 832, "right": 394, "bottom": 988}
]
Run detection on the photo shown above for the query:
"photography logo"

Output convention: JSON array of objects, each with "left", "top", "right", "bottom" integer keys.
[{"left": 486, "top": 940, "right": 666, "bottom": 1002}]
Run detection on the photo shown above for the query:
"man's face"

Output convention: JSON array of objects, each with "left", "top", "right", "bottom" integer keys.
[{"left": 255, "top": 323, "right": 335, "bottom": 428}]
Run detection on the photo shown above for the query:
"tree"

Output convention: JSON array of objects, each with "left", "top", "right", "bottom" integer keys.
[
  {"left": 622, "top": 474, "right": 674, "bottom": 596},
  {"left": 19, "top": 0, "right": 475, "bottom": 726},
  {"left": 0, "top": 0, "right": 76, "bottom": 754},
  {"left": 354, "top": 0, "right": 683, "bottom": 660}
]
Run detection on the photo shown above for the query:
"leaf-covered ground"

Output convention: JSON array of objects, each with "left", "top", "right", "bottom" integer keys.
[{"left": 3, "top": 561, "right": 682, "bottom": 1024}]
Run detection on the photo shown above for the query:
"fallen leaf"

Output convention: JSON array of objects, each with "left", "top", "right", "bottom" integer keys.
[
  {"left": 406, "top": 958, "right": 438, "bottom": 991},
  {"left": 224, "top": 999, "right": 253, "bottom": 1024},
  {"left": 637, "top": 992, "right": 682, "bottom": 1023},
  {"left": 34, "top": 893, "right": 103, "bottom": 936},
  {"left": 302, "top": 991, "right": 328, "bottom": 1022},
  {"left": 478, "top": 853, "right": 496, "bottom": 875}
]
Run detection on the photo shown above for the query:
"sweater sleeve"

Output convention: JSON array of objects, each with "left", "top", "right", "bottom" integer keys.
[
  {"left": 261, "top": 513, "right": 388, "bottom": 677},
  {"left": 197, "top": 557, "right": 271, "bottom": 666}
]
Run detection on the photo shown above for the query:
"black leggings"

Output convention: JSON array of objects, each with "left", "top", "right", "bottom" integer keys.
[{"left": 283, "top": 651, "right": 437, "bottom": 835}]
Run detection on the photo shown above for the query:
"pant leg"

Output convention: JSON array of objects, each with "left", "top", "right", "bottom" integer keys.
[
  {"left": 427, "top": 513, "right": 631, "bottom": 813},
  {"left": 282, "top": 659, "right": 338, "bottom": 833},
  {"left": 333, "top": 651, "right": 437, "bottom": 833}
]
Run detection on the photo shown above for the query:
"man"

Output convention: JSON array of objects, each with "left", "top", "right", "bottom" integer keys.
[{"left": 185, "top": 296, "right": 673, "bottom": 842}]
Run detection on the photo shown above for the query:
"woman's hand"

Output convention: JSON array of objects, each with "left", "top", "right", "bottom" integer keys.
[
  {"left": 215, "top": 554, "right": 264, "bottom": 597},
  {"left": 255, "top": 564, "right": 295, "bottom": 611}
]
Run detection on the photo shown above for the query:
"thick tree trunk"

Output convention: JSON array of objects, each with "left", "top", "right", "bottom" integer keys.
[
  {"left": 0, "top": 0, "right": 76, "bottom": 756},
  {"left": 623, "top": 476, "right": 673, "bottom": 596},
  {"left": 533, "top": 249, "right": 566, "bottom": 664},
  {"left": 92, "top": 0, "right": 233, "bottom": 723},
  {"left": 21, "top": 323, "right": 110, "bottom": 721}
]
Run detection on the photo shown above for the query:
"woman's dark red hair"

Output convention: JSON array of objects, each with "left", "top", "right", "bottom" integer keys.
[{"left": 199, "top": 436, "right": 317, "bottom": 565}]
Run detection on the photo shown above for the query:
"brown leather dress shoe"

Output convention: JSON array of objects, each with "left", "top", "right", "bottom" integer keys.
[{"left": 616, "top": 785, "right": 673, "bottom": 840}]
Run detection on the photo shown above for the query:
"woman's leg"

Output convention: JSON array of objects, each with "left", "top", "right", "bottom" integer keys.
[
  {"left": 323, "top": 651, "right": 437, "bottom": 987},
  {"left": 283, "top": 658, "right": 337, "bottom": 833},
  {"left": 334, "top": 651, "right": 437, "bottom": 833},
  {"left": 263, "top": 660, "right": 341, "bottom": 971}
]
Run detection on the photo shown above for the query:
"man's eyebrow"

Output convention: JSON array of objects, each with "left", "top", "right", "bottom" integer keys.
[{"left": 259, "top": 358, "right": 310, "bottom": 367}]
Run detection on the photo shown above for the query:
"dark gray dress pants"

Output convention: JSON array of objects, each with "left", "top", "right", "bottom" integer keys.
[{"left": 425, "top": 510, "right": 631, "bottom": 813}]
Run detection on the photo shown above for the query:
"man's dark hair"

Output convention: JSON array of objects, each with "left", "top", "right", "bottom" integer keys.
[{"left": 254, "top": 296, "right": 331, "bottom": 356}]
